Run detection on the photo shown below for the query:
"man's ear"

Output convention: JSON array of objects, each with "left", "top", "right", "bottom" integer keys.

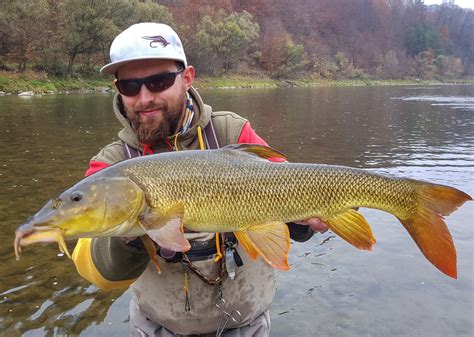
[{"left": 182, "top": 66, "right": 195, "bottom": 90}]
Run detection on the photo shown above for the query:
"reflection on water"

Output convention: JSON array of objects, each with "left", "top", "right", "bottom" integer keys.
[
  {"left": 392, "top": 95, "right": 474, "bottom": 111},
  {"left": 0, "top": 85, "right": 473, "bottom": 336}
]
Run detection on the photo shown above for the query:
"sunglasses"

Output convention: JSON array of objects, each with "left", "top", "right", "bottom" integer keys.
[{"left": 115, "top": 70, "right": 184, "bottom": 97}]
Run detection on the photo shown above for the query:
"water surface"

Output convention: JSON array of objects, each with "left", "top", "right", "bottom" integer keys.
[{"left": 0, "top": 85, "right": 472, "bottom": 336}]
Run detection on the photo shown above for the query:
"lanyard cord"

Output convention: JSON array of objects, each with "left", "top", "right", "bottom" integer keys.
[{"left": 173, "top": 92, "right": 194, "bottom": 151}]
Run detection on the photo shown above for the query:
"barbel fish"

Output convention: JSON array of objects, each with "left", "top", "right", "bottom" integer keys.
[{"left": 14, "top": 144, "right": 471, "bottom": 278}]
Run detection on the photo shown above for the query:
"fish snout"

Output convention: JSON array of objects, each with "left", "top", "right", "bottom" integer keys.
[{"left": 14, "top": 220, "right": 42, "bottom": 258}]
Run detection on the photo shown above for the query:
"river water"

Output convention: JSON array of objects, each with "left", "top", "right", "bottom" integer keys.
[{"left": 0, "top": 85, "right": 473, "bottom": 336}]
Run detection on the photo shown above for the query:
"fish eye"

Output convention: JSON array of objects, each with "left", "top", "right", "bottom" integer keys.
[{"left": 71, "top": 191, "right": 84, "bottom": 202}]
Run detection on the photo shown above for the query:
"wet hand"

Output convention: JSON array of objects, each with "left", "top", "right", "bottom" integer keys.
[
  {"left": 119, "top": 236, "right": 138, "bottom": 244},
  {"left": 295, "top": 217, "right": 329, "bottom": 233}
]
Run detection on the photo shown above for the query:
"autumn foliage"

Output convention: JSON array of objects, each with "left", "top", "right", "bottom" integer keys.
[{"left": 0, "top": 0, "right": 472, "bottom": 79}]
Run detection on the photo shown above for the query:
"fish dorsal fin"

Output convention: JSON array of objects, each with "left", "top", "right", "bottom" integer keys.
[
  {"left": 235, "top": 221, "right": 290, "bottom": 270},
  {"left": 139, "top": 202, "right": 191, "bottom": 252},
  {"left": 222, "top": 144, "right": 288, "bottom": 161},
  {"left": 325, "top": 209, "right": 376, "bottom": 250}
]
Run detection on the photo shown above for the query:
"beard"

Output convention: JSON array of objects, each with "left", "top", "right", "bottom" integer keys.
[{"left": 125, "top": 91, "right": 186, "bottom": 145}]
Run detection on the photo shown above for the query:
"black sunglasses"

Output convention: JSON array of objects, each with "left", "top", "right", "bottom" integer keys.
[{"left": 115, "top": 69, "right": 184, "bottom": 97}]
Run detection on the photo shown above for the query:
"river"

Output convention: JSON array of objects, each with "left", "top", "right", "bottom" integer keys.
[{"left": 0, "top": 85, "right": 473, "bottom": 336}]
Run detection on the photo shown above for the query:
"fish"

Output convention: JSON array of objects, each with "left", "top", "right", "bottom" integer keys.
[{"left": 14, "top": 144, "right": 471, "bottom": 279}]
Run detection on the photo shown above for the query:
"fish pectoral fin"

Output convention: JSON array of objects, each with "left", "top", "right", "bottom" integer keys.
[
  {"left": 325, "top": 209, "right": 376, "bottom": 251},
  {"left": 235, "top": 221, "right": 290, "bottom": 270},
  {"left": 223, "top": 144, "right": 288, "bottom": 161},
  {"left": 139, "top": 203, "right": 191, "bottom": 253}
]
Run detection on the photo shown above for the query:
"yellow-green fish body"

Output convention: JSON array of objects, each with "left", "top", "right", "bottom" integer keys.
[{"left": 15, "top": 145, "right": 471, "bottom": 278}]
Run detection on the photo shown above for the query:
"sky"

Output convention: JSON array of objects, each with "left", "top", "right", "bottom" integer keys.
[{"left": 423, "top": 0, "right": 474, "bottom": 9}]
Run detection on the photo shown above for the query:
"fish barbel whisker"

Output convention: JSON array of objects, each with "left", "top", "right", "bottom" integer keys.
[{"left": 14, "top": 226, "right": 71, "bottom": 259}]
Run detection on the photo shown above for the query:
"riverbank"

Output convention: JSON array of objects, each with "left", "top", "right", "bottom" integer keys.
[{"left": 1, "top": 71, "right": 473, "bottom": 95}]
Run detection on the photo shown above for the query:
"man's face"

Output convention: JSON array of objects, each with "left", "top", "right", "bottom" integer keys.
[{"left": 116, "top": 59, "right": 195, "bottom": 145}]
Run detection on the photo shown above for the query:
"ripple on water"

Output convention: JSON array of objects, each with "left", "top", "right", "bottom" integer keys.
[{"left": 390, "top": 95, "right": 474, "bottom": 111}]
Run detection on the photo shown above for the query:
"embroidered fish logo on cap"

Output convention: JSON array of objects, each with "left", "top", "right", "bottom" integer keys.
[{"left": 142, "top": 36, "right": 170, "bottom": 48}]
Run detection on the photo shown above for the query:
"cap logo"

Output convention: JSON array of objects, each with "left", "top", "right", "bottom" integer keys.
[{"left": 142, "top": 35, "right": 170, "bottom": 48}]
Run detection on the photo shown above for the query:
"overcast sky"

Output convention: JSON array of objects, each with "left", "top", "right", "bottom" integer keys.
[{"left": 423, "top": 0, "right": 474, "bottom": 9}]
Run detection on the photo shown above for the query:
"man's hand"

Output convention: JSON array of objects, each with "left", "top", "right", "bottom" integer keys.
[
  {"left": 295, "top": 217, "right": 329, "bottom": 233},
  {"left": 121, "top": 236, "right": 138, "bottom": 244}
]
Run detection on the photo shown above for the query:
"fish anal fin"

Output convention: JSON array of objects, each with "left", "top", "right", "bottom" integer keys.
[
  {"left": 140, "top": 235, "right": 161, "bottom": 274},
  {"left": 326, "top": 209, "right": 376, "bottom": 251},
  {"left": 236, "top": 221, "right": 290, "bottom": 270},
  {"left": 139, "top": 202, "right": 191, "bottom": 253},
  {"left": 223, "top": 144, "right": 288, "bottom": 161}
]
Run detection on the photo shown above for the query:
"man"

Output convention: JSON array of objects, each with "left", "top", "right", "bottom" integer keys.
[{"left": 72, "top": 22, "right": 327, "bottom": 337}]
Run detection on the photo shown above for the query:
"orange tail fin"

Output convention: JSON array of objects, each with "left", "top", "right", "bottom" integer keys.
[{"left": 399, "top": 184, "right": 471, "bottom": 279}]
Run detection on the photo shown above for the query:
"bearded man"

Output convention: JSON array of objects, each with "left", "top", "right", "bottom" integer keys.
[{"left": 72, "top": 22, "right": 327, "bottom": 337}]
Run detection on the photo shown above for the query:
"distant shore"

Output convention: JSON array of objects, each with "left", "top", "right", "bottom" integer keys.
[{"left": 1, "top": 71, "right": 473, "bottom": 96}]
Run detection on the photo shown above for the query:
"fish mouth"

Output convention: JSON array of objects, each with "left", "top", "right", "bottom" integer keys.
[{"left": 14, "top": 225, "right": 71, "bottom": 259}]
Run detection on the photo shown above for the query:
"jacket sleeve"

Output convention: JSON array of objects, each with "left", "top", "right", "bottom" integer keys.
[
  {"left": 237, "top": 122, "right": 286, "bottom": 163},
  {"left": 72, "top": 158, "right": 150, "bottom": 290}
]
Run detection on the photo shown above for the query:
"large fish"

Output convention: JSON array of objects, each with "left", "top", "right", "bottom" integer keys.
[{"left": 14, "top": 145, "right": 471, "bottom": 278}]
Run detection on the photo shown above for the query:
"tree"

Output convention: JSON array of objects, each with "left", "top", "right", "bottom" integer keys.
[
  {"left": 60, "top": 0, "right": 118, "bottom": 75},
  {"left": 382, "top": 50, "right": 401, "bottom": 79},
  {"left": 188, "top": 10, "right": 259, "bottom": 74},
  {"left": 405, "top": 24, "right": 443, "bottom": 56},
  {"left": 135, "top": 0, "right": 174, "bottom": 24},
  {"left": 412, "top": 49, "right": 437, "bottom": 79},
  {"left": 434, "top": 55, "right": 464, "bottom": 78},
  {"left": 272, "top": 35, "right": 308, "bottom": 79},
  {"left": 0, "top": 0, "right": 50, "bottom": 71}
]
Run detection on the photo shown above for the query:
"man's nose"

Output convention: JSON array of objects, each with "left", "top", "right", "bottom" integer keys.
[{"left": 137, "top": 84, "right": 154, "bottom": 102}]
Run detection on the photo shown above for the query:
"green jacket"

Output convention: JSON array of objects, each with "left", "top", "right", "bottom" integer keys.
[{"left": 72, "top": 87, "right": 277, "bottom": 334}]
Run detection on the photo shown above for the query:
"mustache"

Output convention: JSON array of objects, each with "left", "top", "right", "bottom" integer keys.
[{"left": 133, "top": 102, "right": 165, "bottom": 113}]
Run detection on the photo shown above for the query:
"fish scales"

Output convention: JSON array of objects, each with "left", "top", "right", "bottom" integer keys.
[{"left": 119, "top": 150, "right": 417, "bottom": 230}]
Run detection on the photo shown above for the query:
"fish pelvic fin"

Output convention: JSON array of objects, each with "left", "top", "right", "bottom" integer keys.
[
  {"left": 139, "top": 202, "right": 191, "bottom": 253},
  {"left": 400, "top": 184, "right": 471, "bottom": 279},
  {"left": 223, "top": 144, "right": 288, "bottom": 161},
  {"left": 325, "top": 209, "right": 376, "bottom": 251},
  {"left": 140, "top": 235, "right": 161, "bottom": 274},
  {"left": 235, "top": 221, "right": 290, "bottom": 270}
]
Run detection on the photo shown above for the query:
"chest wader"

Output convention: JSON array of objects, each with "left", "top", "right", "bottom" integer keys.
[{"left": 123, "top": 118, "right": 244, "bottom": 326}]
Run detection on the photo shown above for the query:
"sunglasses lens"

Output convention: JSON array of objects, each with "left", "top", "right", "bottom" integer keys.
[
  {"left": 116, "top": 80, "right": 141, "bottom": 96},
  {"left": 116, "top": 71, "right": 182, "bottom": 97},
  {"left": 145, "top": 73, "right": 177, "bottom": 93}
]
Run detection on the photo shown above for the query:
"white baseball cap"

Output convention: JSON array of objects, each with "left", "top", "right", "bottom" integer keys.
[{"left": 100, "top": 22, "right": 187, "bottom": 75}]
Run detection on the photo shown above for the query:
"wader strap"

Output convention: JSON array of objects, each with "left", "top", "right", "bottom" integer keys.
[
  {"left": 124, "top": 143, "right": 142, "bottom": 159},
  {"left": 203, "top": 117, "right": 220, "bottom": 149}
]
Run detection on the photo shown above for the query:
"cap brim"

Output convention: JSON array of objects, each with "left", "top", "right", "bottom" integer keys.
[{"left": 100, "top": 56, "right": 187, "bottom": 75}]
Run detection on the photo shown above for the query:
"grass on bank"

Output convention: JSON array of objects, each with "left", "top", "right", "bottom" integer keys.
[
  {"left": 0, "top": 71, "right": 113, "bottom": 94},
  {"left": 1, "top": 70, "right": 473, "bottom": 94}
]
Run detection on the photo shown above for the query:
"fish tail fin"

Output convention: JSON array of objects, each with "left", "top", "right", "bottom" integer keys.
[{"left": 399, "top": 184, "right": 471, "bottom": 279}]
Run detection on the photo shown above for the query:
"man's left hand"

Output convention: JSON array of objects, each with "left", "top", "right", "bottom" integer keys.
[{"left": 295, "top": 218, "right": 329, "bottom": 233}]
